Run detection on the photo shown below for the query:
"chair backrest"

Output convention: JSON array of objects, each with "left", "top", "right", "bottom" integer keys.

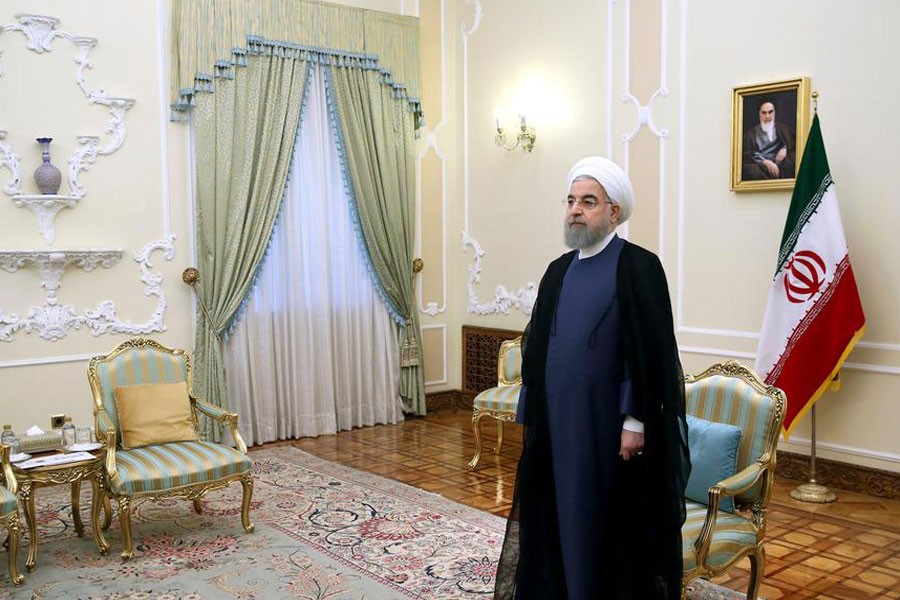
[
  {"left": 684, "top": 361, "right": 785, "bottom": 506},
  {"left": 87, "top": 338, "right": 191, "bottom": 444},
  {"left": 497, "top": 337, "right": 522, "bottom": 386}
]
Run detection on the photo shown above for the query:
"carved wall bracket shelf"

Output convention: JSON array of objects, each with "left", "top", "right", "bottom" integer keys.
[{"left": 11, "top": 195, "right": 80, "bottom": 244}]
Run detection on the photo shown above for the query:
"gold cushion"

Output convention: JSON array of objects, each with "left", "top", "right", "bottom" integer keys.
[{"left": 114, "top": 381, "right": 198, "bottom": 450}]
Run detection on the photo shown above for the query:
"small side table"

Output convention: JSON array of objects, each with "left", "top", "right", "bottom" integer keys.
[{"left": 12, "top": 451, "right": 110, "bottom": 571}]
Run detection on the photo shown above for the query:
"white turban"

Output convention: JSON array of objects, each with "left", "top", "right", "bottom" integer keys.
[{"left": 566, "top": 156, "right": 635, "bottom": 224}]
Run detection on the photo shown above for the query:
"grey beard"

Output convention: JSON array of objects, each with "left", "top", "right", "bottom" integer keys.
[{"left": 564, "top": 222, "right": 607, "bottom": 249}]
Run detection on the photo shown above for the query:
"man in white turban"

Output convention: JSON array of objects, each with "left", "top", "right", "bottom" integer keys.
[{"left": 495, "top": 157, "right": 690, "bottom": 600}]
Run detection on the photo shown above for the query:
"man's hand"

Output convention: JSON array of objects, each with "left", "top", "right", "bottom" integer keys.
[
  {"left": 762, "top": 159, "right": 780, "bottom": 177},
  {"left": 775, "top": 147, "right": 787, "bottom": 164},
  {"left": 620, "top": 429, "right": 644, "bottom": 461}
]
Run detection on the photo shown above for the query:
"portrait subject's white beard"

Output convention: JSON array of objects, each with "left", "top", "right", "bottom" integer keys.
[{"left": 761, "top": 120, "right": 775, "bottom": 141}]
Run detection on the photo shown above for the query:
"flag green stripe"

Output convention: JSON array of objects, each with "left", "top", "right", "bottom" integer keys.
[{"left": 774, "top": 114, "right": 832, "bottom": 274}]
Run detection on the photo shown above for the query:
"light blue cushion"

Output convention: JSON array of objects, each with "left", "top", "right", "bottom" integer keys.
[{"left": 685, "top": 415, "right": 742, "bottom": 512}]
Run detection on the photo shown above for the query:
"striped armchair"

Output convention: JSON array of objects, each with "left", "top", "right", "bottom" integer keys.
[
  {"left": 87, "top": 338, "right": 254, "bottom": 560},
  {"left": 468, "top": 337, "right": 522, "bottom": 470},
  {"left": 681, "top": 361, "right": 786, "bottom": 600},
  {"left": 1, "top": 445, "right": 24, "bottom": 585}
]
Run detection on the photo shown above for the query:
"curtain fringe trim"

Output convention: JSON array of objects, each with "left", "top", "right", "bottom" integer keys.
[
  {"left": 170, "top": 34, "right": 423, "bottom": 126},
  {"left": 322, "top": 64, "right": 407, "bottom": 327}
]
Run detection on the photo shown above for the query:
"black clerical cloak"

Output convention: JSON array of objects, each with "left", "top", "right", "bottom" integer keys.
[{"left": 494, "top": 240, "right": 690, "bottom": 600}]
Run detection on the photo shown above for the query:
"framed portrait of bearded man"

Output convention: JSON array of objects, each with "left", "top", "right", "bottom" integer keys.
[{"left": 731, "top": 77, "right": 810, "bottom": 192}]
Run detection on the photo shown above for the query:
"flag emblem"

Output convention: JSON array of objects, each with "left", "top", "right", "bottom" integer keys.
[{"left": 783, "top": 250, "right": 826, "bottom": 303}]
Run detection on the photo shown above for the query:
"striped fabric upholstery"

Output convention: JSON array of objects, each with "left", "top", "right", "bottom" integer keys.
[
  {"left": 474, "top": 384, "right": 521, "bottom": 413},
  {"left": 501, "top": 344, "right": 522, "bottom": 384},
  {"left": 682, "top": 501, "right": 757, "bottom": 571},
  {"left": 685, "top": 374, "right": 777, "bottom": 505},
  {"left": 0, "top": 485, "right": 15, "bottom": 515},
  {"left": 94, "top": 348, "right": 189, "bottom": 445},
  {"left": 110, "top": 441, "right": 251, "bottom": 495}
]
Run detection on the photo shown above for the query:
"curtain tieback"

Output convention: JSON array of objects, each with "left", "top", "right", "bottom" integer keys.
[{"left": 400, "top": 321, "right": 419, "bottom": 367}]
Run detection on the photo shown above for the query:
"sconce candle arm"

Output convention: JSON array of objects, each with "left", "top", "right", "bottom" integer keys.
[{"left": 494, "top": 123, "right": 537, "bottom": 153}]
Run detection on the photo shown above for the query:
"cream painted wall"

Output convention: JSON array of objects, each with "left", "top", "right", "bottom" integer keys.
[
  {"left": 0, "top": 1, "right": 193, "bottom": 434},
  {"left": 436, "top": 0, "right": 900, "bottom": 473},
  {"left": 0, "top": 0, "right": 414, "bottom": 435}
]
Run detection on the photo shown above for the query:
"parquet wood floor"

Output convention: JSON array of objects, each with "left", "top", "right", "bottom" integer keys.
[{"left": 260, "top": 408, "right": 900, "bottom": 599}]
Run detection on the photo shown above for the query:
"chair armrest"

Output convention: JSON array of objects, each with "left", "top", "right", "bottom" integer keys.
[
  {"left": 693, "top": 462, "right": 767, "bottom": 561},
  {"left": 715, "top": 462, "right": 765, "bottom": 497},
  {"left": 1, "top": 444, "right": 16, "bottom": 495},
  {"left": 193, "top": 398, "right": 248, "bottom": 454},
  {"left": 100, "top": 429, "right": 118, "bottom": 483}
]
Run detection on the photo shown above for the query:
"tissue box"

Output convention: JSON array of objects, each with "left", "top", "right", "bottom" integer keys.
[{"left": 19, "top": 432, "right": 63, "bottom": 453}]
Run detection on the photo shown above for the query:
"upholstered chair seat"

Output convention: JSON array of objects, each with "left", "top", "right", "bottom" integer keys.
[
  {"left": 108, "top": 442, "right": 252, "bottom": 495},
  {"left": 680, "top": 361, "right": 786, "bottom": 600},
  {"left": 88, "top": 338, "right": 255, "bottom": 560},
  {"left": 1, "top": 445, "right": 24, "bottom": 585},
  {"left": 468, "top": 337, "right": 522, "bottom": 470}
]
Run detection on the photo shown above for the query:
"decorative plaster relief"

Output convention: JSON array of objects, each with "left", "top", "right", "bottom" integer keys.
[
  {"left": 463, "top": 232, "right": 536, "bottom": 316},
  {"left": 0, "top": 130, "right": 21, "bottom": 195},
  {"left": 0, "top": 13, "right": 135, "bottom": 198},
  {"left": 11, "top": 194, "right": 80, "bottom": 244},
  {"left": 0, "top": 236, "right": 174, "bottom": 342}
]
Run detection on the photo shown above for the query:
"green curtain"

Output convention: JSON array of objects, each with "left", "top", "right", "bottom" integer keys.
[
  {"left": 326, "top": 64, "right": 425, "bottom": 415},
  {"left": 192, "top": 52, "right": 309, "bottom": 432}
]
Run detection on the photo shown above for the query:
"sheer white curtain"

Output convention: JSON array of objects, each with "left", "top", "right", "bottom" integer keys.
[{"left": 224, "top": 64, "right": 403, "bottom": 445}]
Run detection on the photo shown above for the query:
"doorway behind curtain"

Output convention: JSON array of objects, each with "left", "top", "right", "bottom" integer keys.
[{"left": 224, "top": 64, "right": 403, "bottom": 446}]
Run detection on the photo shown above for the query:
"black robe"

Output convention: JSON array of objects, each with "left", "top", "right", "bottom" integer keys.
[{"left": 494, "top": 240, "right": 690, "bottom": 600}]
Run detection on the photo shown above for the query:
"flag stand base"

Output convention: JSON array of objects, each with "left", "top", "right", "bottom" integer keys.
[{"left": 790, "top": 482, "right": 836, "bottom": 503}]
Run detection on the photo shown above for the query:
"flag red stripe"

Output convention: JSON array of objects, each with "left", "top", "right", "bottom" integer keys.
[{"left": 769, "top": 264, "right": 865, "bottom": 432}]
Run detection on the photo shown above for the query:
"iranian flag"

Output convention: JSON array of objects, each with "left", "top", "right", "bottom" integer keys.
[{"left": 754, "top": 114, "right": 866, "bottom": 438}]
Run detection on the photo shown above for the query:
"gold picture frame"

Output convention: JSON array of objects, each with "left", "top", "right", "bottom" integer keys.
[{"left": 731, "top": 77, "right": 810, "bottom": 192}]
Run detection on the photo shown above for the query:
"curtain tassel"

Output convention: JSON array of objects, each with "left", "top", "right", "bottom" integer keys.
[{"left": 400, "top": 321, "right": 420, "bottom": 367}]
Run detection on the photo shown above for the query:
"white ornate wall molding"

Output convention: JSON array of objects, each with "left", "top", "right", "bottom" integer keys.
[
  {"left": 0, "top": 130, "right": 21, "bottom": 195},
  {"left": 11, "top": 194, "right": 80, "bottom": 244},
  {"left": 0, "top": 236, "right": 175, "bottom": 342},
  {"left": 0, "top": 13, "right": 135, "bottom": 199},
  {"left": 463, "top": 232, "right": 537, "bottom": 316},
  {"left": 460, "top": 0, "right": 538, "bottom": 317}
]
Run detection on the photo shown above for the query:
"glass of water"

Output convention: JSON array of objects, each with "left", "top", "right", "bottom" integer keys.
[{"left": 75, "top": 427, "right": 93, "bottom": 445}]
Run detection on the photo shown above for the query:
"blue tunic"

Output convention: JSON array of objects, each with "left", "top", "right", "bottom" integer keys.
[{"left": 544, "top": 235, "right": 636, "bottom": 599}]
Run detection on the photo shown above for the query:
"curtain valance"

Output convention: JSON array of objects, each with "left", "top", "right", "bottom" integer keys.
[{"left": 172, "top": 0, "right": 421, "bottom": 120}]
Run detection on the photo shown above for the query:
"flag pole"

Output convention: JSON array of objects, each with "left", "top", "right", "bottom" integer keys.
[{"left": 790, "top": 403, "right": 836, "bottom": 503}]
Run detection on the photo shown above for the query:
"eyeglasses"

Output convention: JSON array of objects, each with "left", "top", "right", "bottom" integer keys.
[{"left": 561, "top": 198, "right": 613, "bottom": 211}]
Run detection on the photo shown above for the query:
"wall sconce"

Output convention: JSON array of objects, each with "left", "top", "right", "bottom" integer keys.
[{"left": 494, "top": 113, "right": 536, "bottom": 153}]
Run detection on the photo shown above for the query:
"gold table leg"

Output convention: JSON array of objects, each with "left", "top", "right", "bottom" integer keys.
[
  {"left": 71, "top": 480, "right": 84, "bottom": 537},
  {"left": 20, "top": 481, "right": 37, "bottom": 572}
]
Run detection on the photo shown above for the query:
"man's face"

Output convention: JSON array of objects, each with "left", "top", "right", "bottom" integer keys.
[
  {"left": 563, "top": 178, "right": 620, "bottom": 249},
  {"left": 759, "top": 102, "right": 775, "bottom": 124}
]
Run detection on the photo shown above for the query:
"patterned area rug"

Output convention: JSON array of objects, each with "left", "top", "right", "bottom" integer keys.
[{"left": 1, "top": 447, "right": 747, "bottom": 599}]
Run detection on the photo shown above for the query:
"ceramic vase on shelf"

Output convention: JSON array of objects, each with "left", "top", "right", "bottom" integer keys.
[{"left": 34, "top": 136, "right": 62, "bottom": 195}]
